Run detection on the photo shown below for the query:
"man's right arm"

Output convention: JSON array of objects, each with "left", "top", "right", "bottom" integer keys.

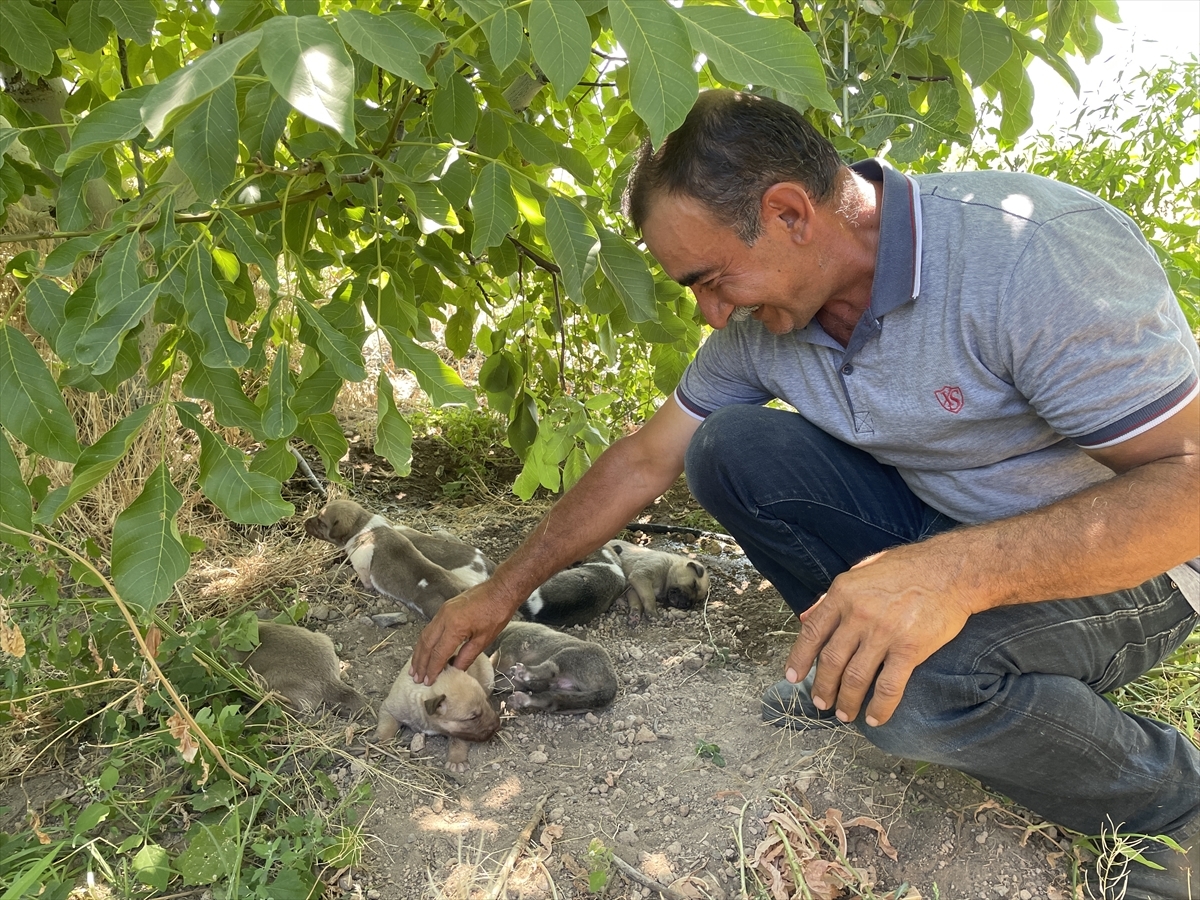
[{"left": 409, "top": 395, "right": 702, "bottom": 683}]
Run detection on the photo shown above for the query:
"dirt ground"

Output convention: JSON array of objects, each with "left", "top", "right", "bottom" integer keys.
[
  {"left": 290, "top": 441, "right": 1078, "bottom": 900},
  {"left": 1, "top": 437, "right": 1083, "bottom": 900}
]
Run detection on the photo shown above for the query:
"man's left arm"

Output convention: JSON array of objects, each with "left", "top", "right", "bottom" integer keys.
[{"left": 786, "top": 394, "right": 1200, "bottom": 729}]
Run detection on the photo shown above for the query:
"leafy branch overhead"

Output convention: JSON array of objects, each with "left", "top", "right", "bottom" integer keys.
[{"left": 0, "top": 0, "right": 1110, "bottom": 612}]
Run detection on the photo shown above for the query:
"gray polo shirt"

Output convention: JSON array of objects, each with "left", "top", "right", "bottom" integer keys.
[{"left": 674, "top": 159, "right": 1200, "bottom": 610}]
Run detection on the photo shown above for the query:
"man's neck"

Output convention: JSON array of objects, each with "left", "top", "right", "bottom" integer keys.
[{"left": 814, "top": 173, "right": 882, "bottom": 346}]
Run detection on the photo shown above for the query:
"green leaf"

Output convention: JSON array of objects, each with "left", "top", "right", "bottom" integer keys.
[
  {"left": 132, "top": 844, "right": 172, "bottom": 892},
  {"left": 0, "top": 431, "right": 33, "bottom": 549},
  {"left": 959, "top": 11, "right": 1013, "bottom": 87},
  {"left": 336, "top": 8, "right": 441, "bottom": 90},
  {"left": 183, "top": 246, "right": 250, "bottom": 369},
  {"left": 679, "top": 6, "right": 836, "bottom": 113},
  {"left": 75, "top": 282, "right": 160, "bottom": 375},
  {"left": 294, "top": 296, "right": 367, "bottom": 381},
  {"left": 1089, "top": 0, "right": 1121, "bottom": 23},
  {"left": 545, "top": 196, "right": 600, "bottom": 306},
  {"left": 431, "top": 72, "right": 479, "bottom": 142},
  {"left": 57, "top": 154, "right": 107, "bottom": 232},
  {"left": 66, "top": 96, "right": 146, "bottom": 168},
  {"left": 389, "top": 178, "right": 461, "bottom": 233},
  {"left": 374, "top": 373, "right": 413, "bottom": 476},
  {"left": 260, "top": 15, "right": 357, "bottom": 145},
  {"left": 486, "top": 6, "right": 525, "bottom": 72},
  {"left": 176, "top": 817, "right": 239, "bottom": 886},
  {"left": 470, "top": 161, "right": 518, "bottom": 255},
  {"left": 96, "top": 232, "right": 143, "bottom": 317},
  {"left": 1011, "top": 30, "right": 1080, "bottom": 96},
  {"left": 0, "top": 325, "right": 81, "bottom": 462},
  {"left": 74, "top": 802, "right": 109, "bottom": 836},
  {"left": 608, "top": 0, "right": 697, "bottom": 147},
  {"left": 67, "top": 0, "right": 112, "bottom": 53},
  {"left": 296, "top": 413, "right": 348, "bottom": 483},
  {"left": 476, "top": 109, "right": 511, "bottom": 159},
  {"left": 180, "top": 351, "right": 265, "bottom": 438},
  {"left": 176, "top": 406, "right": 294, "bottom": 524},
  {"left": 35, "top": 405, "right": 155, "bottom": 524},
  {"left": 381, "top": 327, "right": 474, "bottom": 408},
  {"left": 598, "top": 228, "right": 657, "bottom": 323},
  {"left": 98, "top": 0, "right": 154, "bottom": 43},
  {"left": 219, "top": 210, "right": 279, "bottom": 290},
  {"left": 249, "top": 439, "right": 298, "bottom": 483},
  {"left": 141, "top": 31, "right": 261, "bottom": 139},
  {"left": 24, "top": 278, "right": 71, "bottom": 356},
  {"left": 291, "top": 360, "right": 343, "bottom": 419},
  {"left": 995, "top": 47, "right": 1034, "bottom": 142},
  {"left": 262, "top": 345, "right": 299, "bottom": 440},
  {"left": 563, "top": 444, "right": 590, "bottom": 491},
  {"left": 112, "top": 462, "right": 191, "bottom": 614},
  {"left": 0, "top": 0, "right": 69, "bottom": 76},
  {"left": 528, "top": 0, "right": 591, "bottom": 102},
  {"left": 175, "top": 78, "right": 239, "bottom": 204},
  {"left": 445, "top": 306, "right": 474, "bottom": 359}
]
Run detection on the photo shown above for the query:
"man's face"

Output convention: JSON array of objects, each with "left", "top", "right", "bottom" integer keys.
[{"left": 640, "top": 191, "right": 825, "bottom": 335}]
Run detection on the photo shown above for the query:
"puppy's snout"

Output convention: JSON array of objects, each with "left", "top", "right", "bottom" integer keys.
[
  {"left": 665, "top": 587, "right": 695, "bottom": 610},
  {"left": 304, "top": 516, "right": 324, "bottom": 537}
]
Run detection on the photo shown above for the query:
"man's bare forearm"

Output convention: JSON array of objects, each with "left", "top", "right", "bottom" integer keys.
[{"left": 923, "top": 454, "right": 1198, "bottom": 614}]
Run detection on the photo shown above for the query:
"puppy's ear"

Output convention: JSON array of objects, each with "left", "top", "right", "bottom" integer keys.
[
  {"left": 424, "top": 694, "right": 447, "bottom": 717},
  {"left": 688, "top": 561, "right": 705, "bottom": 577}
]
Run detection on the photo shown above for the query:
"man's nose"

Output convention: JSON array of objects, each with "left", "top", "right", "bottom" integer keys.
[{"left": 693, "top": 289, "right": 730, "bottom": 329}]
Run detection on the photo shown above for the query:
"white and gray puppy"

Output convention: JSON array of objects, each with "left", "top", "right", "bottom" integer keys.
[
  {"left": 606, "top": 539, "right": 711, "bottom": 621},
  {"left": 488, "top": 621, "right": 618, "bottom": 713},
  {"left": 306, "top": 499, "right": 494, "bottom": 619},
  {"left": 230, "top": 621, "right": 368, "bottom": 715},
  {"left": 518, "top": 546, "right": 626, "bottom": 627},
  {"left": 374, "top": 654, "right": 500, "bottom": 772}
]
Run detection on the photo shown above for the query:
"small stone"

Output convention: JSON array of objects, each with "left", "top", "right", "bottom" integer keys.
[
  {"left": 615, "top": 748, "right": 632, "bottom": 760},
  {"left": 634, "top": 726, "right": 657, "bottom": 743},
  {"left": 630, "top": 646, "right": 644, "bottom": 660},
  {"left": 370, "top": 612, "right": 408, "bottom": 628},
  {"left": 529, "top": 750, "right": 549, "bottom": 764},
  {"left": 662, "top": 814, "right": 675, "bottom": 827},
  {"left": 585, "top": 713, "right": 600, "bottom": 725},
  {"left": 739, "top": 764, "right": 754, "bottom": 778},
  {"left": 309, "top": 604, "right": 331, "bottom": 621},
  {"left": 409, "top": 733, "right": 425, "bottom": 753},
  {"left": 975, "top": 831, "right": 988, "bottom": 844},
  {"left": 679, "top": 804, "right": 690, "bottom": 817}
]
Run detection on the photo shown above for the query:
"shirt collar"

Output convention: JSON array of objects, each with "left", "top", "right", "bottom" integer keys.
[{"left": 850, "top": 158, "right": 923, "bottom": 315}]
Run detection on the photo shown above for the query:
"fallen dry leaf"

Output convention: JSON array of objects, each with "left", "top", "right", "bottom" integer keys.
[
  {"left": 144, "top": 624, "right": 162, "bottom": 659},
  {"left": 0, "top": 619, "right": 25, "bottom": 658}
]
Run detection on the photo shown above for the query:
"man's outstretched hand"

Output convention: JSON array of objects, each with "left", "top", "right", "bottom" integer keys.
[
  {"left": 410, "top": 582, "right": 518, "bottom": 684},
  {"left": 783, "top": 544, "right": 977, "bottom": 728}
]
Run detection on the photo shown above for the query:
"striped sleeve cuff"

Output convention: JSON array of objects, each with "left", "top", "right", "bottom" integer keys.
[
  {"left": 1075, "top": 375, "right": 1199, "bottom": 449},
  {"left": 673, "top": 387, "right": 711, "bottom": 422}
]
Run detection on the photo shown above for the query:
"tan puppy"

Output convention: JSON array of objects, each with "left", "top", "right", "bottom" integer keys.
[
  {"left": 231, "top": 621, "right": 368, "bottom": 715},
  {"left": 306, "top": 499, "right": 494, "bottom": 619},
  {"left": 374, "top": 655, "right": 499, "bottom": 772},
  {"left": 606, "top": 539, "right": 711, "bottom": 622},
  {"left": 489, "top": 622, "right": 618, "bottom": 713}
]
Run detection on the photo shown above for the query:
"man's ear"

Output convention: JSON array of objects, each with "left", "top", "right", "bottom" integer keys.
[{"left": 761, "top": 182, "right": 814, "bottom": 238}]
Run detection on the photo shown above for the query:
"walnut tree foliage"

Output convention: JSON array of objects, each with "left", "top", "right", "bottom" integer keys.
[{"left": 0, "top": 0, "right": 1113, "bottom": 614}]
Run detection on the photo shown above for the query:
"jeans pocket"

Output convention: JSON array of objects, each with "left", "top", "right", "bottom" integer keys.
[{"left": 1096, "top": 606, "right": 1198, "bottom": 695}]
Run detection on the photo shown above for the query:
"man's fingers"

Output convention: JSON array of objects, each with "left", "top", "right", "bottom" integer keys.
[
  {"left": 785, "top": 598, "right": 834, "bottom": 683},
  {"left": 862, "top": 657, "right": 915, "bottom": 728}
]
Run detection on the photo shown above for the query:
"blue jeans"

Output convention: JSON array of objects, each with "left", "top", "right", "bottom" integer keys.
[{"left": 685, "top": 404, "right": 1200, "bottom": 839}]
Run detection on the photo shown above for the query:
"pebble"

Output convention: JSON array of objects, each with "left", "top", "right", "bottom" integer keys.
[
  {"left": 739, "top": 764, "right": 754, "bottom": 778},
  {"left": 976, "top": 831, "right": 989, "bottom": 844},
  {"left": 634, "top": 726, "right": 657, "bottom": 743},
  {"left": 615, "top": 748, "right": 632, "bottom": 760},
  {"left": 310, "top": 604, "right": 331, "bottom": 621},
  {"left": 529, "top": 750, "right": 548, "bottom": 764}
]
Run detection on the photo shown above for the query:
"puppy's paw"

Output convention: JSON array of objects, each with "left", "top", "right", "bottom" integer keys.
[
  {"left": 507, "top": 662, "right": 531, "bottom": 687},
  {"left": 444, "top": 760, "right": 468, "bottom": 773},
  {"left": 510, "top": 691, "right": 534, "bottom": 709}
]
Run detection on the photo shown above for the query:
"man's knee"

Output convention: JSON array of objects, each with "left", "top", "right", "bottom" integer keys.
[{"left": 684, "top": 405, "right": 779, "bottom": 506}]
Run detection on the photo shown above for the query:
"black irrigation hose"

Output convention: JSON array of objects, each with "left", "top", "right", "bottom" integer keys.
[{"left": 621, "top": 522, "right": 736, "bottom": 543}]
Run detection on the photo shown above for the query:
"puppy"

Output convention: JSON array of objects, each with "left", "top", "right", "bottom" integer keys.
[
  {"left": 374, "top": 654, "right": 499, "bottom": 772},
  {"left": 306, "top": 499, "right": 493, "bottom": 619},
  {"left": 606, "top": 539, "right": 710, "bottom": 621},
  {"left": 518, "top": 546, "right": 626, "bottom": 627},
  {"left": 230, "top": 621, "right": 368, "bottom": 715},
  {"left": 306, "top": 499, "right": 495, "bottom": 585},
  {"left": 488, "top": 622, "right": 618, "bottom": 713}
]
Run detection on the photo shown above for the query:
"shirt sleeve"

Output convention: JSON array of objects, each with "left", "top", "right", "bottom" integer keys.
[
  {"left": 998, "top": 204, "right": 1199, "bottom": 449},
  {"left": 674, "top": 321, "right": 775, "bottom": 419}
]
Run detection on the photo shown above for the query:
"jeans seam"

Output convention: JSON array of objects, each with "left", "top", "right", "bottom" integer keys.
[{"left": 757, "top": 498, "right": 917, "bottom": 548}]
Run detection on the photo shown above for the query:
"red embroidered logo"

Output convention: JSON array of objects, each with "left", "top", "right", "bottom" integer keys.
[{"left": 934, "top": 386, "right": 964, "bottom": 414}]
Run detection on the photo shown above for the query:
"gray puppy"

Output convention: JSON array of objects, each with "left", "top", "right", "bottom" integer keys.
[
  {"left": 488, "top": 622, "right": 618, "bottom": 713},
  {"left": 230, "top": 621, "right": 368, "bottom": 715},
  {"left": 306, "top": 499, "right": 493, "bottom": 619},
  {"left": 605, "top": 539, "right": 711, "bottom": 621},
  {"left": 518, "top": 546, "right": 626, "bottom": 627}
]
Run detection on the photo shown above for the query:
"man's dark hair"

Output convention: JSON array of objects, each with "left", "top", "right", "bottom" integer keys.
[{"left": 623, "top": 90, "right": 844, "bottom": 244}]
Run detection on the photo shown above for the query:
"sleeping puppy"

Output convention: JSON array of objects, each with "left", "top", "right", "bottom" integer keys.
[
  {"left": 230, "top": 621, "right": 368, "bottom": 715},
  {"left": 374, "top": 654, "right": 500, "bottom": 772},
  {"left": 606, "top": 539, "right": 711, "bottom": 622},
  {"left": 306, "top": 499, "right": 492, "bottom": 619},
  {"left": 488, "top": 622, "right": 617, "bottom": 713},
  {"left": 306, "top": 499, "right": 495, "bottom": 586},
  {"left": 518, "top": 546, "right": 626, "bottom": 627}
]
